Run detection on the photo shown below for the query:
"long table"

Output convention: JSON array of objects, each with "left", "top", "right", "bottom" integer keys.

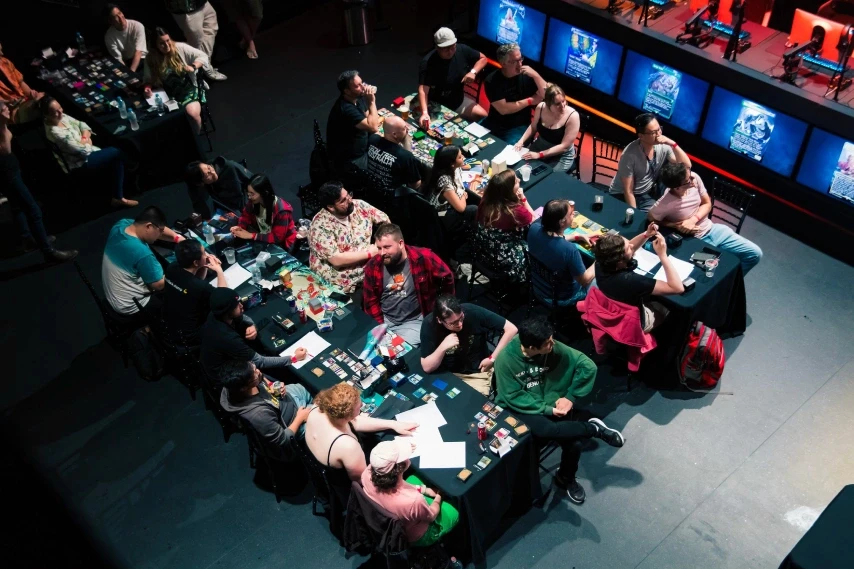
[
  {"left": 526, "top": 175, "right": 747, "bottom": 377},
  {"left": 187, "top": 243, "right": 542, "bottom": 567},
  {"left": 33, "top": 48, "right": 200, "bottom": 187}
]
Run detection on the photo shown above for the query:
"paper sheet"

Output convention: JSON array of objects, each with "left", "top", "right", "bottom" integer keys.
[
  {"left": 634, "top": 247, "right": 660, "bottom": 275},
  {"left": 653, "top": 255, "right": 696, "bottom": 282},
  {"left": 395, "top": 426, "right": 443, "bottom": 459},
  {"left": 395, "top": 402, "right": 448, "bottom": 430},
  {"left": 463, "top": 122, "right": 490, "bottom": 138},
  {"left": 279, "top": 331, "right": 331, "bottom": 368},
  {"left": 220, "top": 263, "right": 251, "bottom": 289},
  {"left": 492, "top": 145, "right": 527, "bottom": 166},
  {"left": 418, "top": 441, "right": 466, "bottom": 469},
  {"left": 145, "top": 89, "right": 169, "bottom": 107}
]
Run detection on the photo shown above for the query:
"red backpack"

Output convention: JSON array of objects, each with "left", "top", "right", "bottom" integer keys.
[{"left": 678, "top": 322, "right": 725, "bottom": 391}]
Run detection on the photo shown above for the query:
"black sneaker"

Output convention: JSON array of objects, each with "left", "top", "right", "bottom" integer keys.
[
  {"left": 588, "top": 418, "right": 625, "bottom": 448},
  {"left": 553, "top": 473, "right": 586, "bottom": 504}
]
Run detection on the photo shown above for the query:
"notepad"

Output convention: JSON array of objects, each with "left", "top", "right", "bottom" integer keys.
[
  {"left": 396, "top": 402, "right": 448, "bottom": 430},
  {"left": 633, "top": 247, "right": 660, "bottom": 275},
  {"left": 464, "top": 122, "right": 490, "bottom": 138},
  {"left": 279, "top": 331, "right": 331, "bottom": 369},
  {"left": 653, "top": 255, "right": 696, "bottom": 282},
  {"left": 220, "top": 263, "right": 251, "bottom": 289},
  {"left": 419, "top": 441, "right": 466, "bottom": 469}
]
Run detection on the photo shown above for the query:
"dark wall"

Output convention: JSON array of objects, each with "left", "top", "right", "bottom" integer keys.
[{"left": 767, "top": 0, "right": 826, "bottom": 32}]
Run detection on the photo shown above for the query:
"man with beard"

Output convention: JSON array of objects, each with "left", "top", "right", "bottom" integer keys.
[
  {"left": 362, "top": 223, "right": 454, "bottom": 347},
  {"left": 308, "top": 181, "right": 390, "bottom": 293}
]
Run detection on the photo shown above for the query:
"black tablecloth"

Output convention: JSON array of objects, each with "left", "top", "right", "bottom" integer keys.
[
  {"left": 34, "top": 49, "right": 199, "bottom": 185},
  {"left": 779, "top": 485, "right": 854, "bottom": 569},
  {"left": 239, "top": 269, "right": 541, "bottom": 567},
  {"left": 526, "top": 175, "right": 747, "bottom": 377}
]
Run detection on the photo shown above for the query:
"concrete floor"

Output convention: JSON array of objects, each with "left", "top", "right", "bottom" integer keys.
[{"left": 1, "top": 2, "right": 853, "bottom": 568}]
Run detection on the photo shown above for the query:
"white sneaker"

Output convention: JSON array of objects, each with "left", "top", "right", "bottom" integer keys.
[{"left": 207, "top": 69, "right": 227, "bottom": 81}]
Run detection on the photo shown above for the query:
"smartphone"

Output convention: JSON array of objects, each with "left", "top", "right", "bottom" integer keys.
[
  {"left": 691, "top": 251, "right": 716, "bottom": 263},
  {"left": 531, "top": 164, "right": 549, "bottom": 176},
  {"left": 702, "top": 247, "right": 721, "bottom": 258}
]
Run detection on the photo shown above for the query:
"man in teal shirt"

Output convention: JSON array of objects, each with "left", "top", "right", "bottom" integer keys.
[{"left": 494, "top": 316, "right": 625, "bottom": 504}]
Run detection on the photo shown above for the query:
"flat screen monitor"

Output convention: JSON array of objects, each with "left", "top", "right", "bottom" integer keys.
[
  {"left": 477, "top": 0, "right": 547, "bottom": 62},
  {"left": 796, "top": 128, "right": 854, "bottom": 206},
  {"left": 543, "top": 19, "right": 623, "bottom": 95},
  {"left": 617, "top": 50, "right": 710, "bottom": 134},
  {"left": 700, "top": 87, "right": 808, "bottom": 177},
  {"left": 789, "top": 9, "right": 853, "bottom": 65}
]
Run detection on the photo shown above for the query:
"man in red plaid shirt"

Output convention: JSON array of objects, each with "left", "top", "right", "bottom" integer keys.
[{"left": 363, "top": 223, "right": 454, "bottom": 347}]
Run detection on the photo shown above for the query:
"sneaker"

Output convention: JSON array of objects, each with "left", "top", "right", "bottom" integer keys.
[
  {"left": 0, "top": 193, "right": 8, "bottom": 205},
  {"left": 207, "top": 69, "right": 227, "bottom": 81},
  {"left": 44, "top": 248, "right": 78, "bottom": 263},
  {"left": 554, "top": 473, "right": 586, "bottom": 504},
  {"left": 588, "top": 418, "right": 625, "bottom": 448},
  {"left": 23, "top": 235, "right": 56, "bottom": 253}
]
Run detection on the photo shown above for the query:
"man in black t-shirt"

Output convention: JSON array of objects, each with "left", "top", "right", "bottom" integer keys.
[
  {"left": 366, "top": 116, "right": 422, "bottom": 190},
  {"left": 482, "top": 42, "right": 547, "bottom": 142},
  {"left": 184, "top": 156, "right": 252, "bottom": 219},
  {"left": 591, "top": 227, "right": 684, "bottom": 332},
  {"left": 420, "top": 295, "right": 518, "bottom": 396},
  {"left": 415, "top": 27, "right": 488, "bottom": 126},
  {"left": 164, "top": 239, "right": 226, "bottom": 346},
  {"left": 326, "top": 70, "right": 381, "bottom": 174}
]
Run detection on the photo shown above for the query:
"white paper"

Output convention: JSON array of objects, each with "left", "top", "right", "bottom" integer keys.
[
  {"left": 145, "top": 89, "right": 169, "bottom": 107},
  {"left": 492, "top": 145, "right": 527, "bottom": 166},
  {"left": 395, "top": 402, "right": 447, "bottom": 430},
  {"left": 42, "top": 47, "right": 56, "bottom": 59},
  {"left": 220, "top": 263, "right": 251, "bottom": 289},
  {"left": 464, "top": 122, "right": 490, "bottom": 138},
  {"left": 419, "top": 441, "right": 466, "bottom": 469},
  {"left": 653, "top": 255, "right": 695, "bottom": 282},
  {"left": 395, "top": 426, "right": 443, "bottom": 459},
  {"left": 634, "top": 247, "right": 660, "bottom": 275},
  {"left": 279, "top": 331, "right": 331, "bottom": 368}
]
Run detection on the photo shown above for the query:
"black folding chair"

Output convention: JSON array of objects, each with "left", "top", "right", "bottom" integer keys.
[
  {"left": 295, "top": 439, "right": 347, "bottom": 538},
  {"left": 590, "top": 136, "right": 624, "bottom": 192},
  {"left": 467, "top": 226, "right": 529, "bottom": 316},
  {"left": 73, "top": 260, "right": 136, "bottom": 367},
  {"left": 198, "top": 364, "right": 242, "bottom": 443},
  {"left": 568, "top": 112, "right": 589, "bottom": 180},
  {"left": 710, "top": 177, "right": 756, "bottom": 234},
  {"left": 236, "top": 416, "right": 293, "bottom": 503},
  {"left": 343, "top": 481, "right": 410, "bottom": 568}
]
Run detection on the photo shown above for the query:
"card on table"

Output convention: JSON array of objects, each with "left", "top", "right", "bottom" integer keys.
[
  {"left": 432, "top": 379, "right": 448, "bottom": 391},
  {"left": 422, "top": 392, "right": 438, "bottom": 403},
  {"left": 504, "top": 416, "right": 518, "bottom": 427},
  {"left": 482, "top": 402, "right": 495, "bottom": 413},
  {"left": 413, "top": 387, "right": 427, "bottom": 399},
  {"left": 447, "top": 388, "right": 461, "bottom": 399},
  {"left": 474, "top": 412, "right": 487, "bottom": 422},
  {"left": 408, "top": 374, "right": 423, "bottom": 385},
  {"left": 457, "top": 469, "right": 472, "bottom": 482},
  {"left": 496, "top": 428, "right": 510, "bottom": 439},
  {"left": 474, "top": 456, "right": 492, "bottom": 471},
  {"left": 514, "top": 424, "right": 529, "bottom": 436},
  {"left": 484, "top": 418, "right": 497, "bottom": 431}
]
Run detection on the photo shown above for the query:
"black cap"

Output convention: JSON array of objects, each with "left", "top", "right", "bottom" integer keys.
[{"left": 210, "top": 288, "right": 240, "bottom": 316}]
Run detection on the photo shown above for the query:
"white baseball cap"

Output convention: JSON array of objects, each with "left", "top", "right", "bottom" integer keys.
[
  {"left": 370, "top": 439, "right": 415, "bottom": 474},
  {"left": 434, "top": 27, "right": 457, "bottom": 48}
]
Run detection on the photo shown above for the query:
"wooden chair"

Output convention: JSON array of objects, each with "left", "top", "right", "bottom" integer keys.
[
  {"left": 710, "top": 177, "right": 756, "bottom": 234},
  {"left": 590, "top": 136, "right": 624, "bottom": 192}
]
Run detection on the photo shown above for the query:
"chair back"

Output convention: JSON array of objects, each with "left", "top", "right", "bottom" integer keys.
[
  {"left": 236, "top": 415, "right": 289, "bottom": 501},
  {"left": 42, "top": 130, "right": 72, "bottom": 174},
  {"left": 298, "top": 182, "right": 324, "bottom": 220},
  {"left": 710, "top": 177, "right": 755, "bottom": 234},
  {"left": 591, "top": 136, "right": 624, "bottom": 190},
  {"left": 73, "top": 260, "right": 129, "bottom": 341},
  {"left": 295, "top": 438, "right": 347, "bottom": 536},
  {"left": 310, "top": 118, "right": 332, "bottom": 187},
  {"left": 343, "top": 481, "right": 409, "bottom": 565},
  {"left": 570, "top": 112, "right": 589, "bottom": 180}
]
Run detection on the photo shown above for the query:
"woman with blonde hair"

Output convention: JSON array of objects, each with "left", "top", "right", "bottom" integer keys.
[
  {"left": 303, "top": 382, "right": 417, "bottom": 504},
  {"left": 142, "top": 27, "right": 213, "bottom": 133},
  {"left": 514, "top": 83, "right": 580, "bottom": 173}
]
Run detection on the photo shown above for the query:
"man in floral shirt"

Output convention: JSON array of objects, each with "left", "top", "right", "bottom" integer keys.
[{"left": 308, "top": 181, "right": 390, "bottom": 293}]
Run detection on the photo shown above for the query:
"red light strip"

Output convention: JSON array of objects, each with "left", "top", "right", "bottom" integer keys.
[{"left": 484, "top": 58, "right": 854, "bottom": 236}]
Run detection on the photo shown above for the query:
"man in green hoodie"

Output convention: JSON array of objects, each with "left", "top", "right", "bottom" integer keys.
[{"left": 494, "top": 316, "right": 625, "bottom": 504}]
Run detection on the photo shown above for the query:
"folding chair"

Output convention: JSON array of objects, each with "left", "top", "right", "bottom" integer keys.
[
  {"left": 710, "top": 177, "right": 756, "bottom": 234},
  {"left": 467, "top": 225, "right": 529, "bottom": 316},
  {"left": 590, "top": 136, "right": 624, "bottom": 192}
]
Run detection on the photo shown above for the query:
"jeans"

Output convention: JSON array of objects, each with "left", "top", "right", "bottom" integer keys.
[
  {"left": 479, "top": 118, "right": 528, "bottom": 144},
  {"left": 701, "top": 224, "right": 763, "bottom": 275},
  {"left": 388, "top": 314, "right": 424, "bottom": 347},
  {"left": 82, "top": 147, "right": 125, "bottom": 199},
  {"left": 285, "top": 383, "right": 313, "bottom": 437},
  {"left": 520, "top": 413, "right": 595, "bottom": 480},
  {"left": 611, "top": 190, "right": 656, "bottom": 212},
  {"left": 3, "top": 165, "right": 52, "bottom": 252}
]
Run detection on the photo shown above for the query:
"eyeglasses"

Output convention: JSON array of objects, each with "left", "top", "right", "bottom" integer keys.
[
  {"left": 507, "top": 56, "right": 524, "bottom": 64},
  {"left": 643, "top": 127, "right": 662, "bottom": 136},
  {"left": 442, "top": 312, "right": 465, "bottom": 327}
]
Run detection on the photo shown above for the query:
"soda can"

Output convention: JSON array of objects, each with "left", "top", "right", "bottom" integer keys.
[
  {"left": 477, "top": 421, "right": 488, "bottom": 441},
  {"left": 271, "top": 381, "right": 283, "bottom": 394},
  {"left": 298, "top": 306, "right": 307, "bottom": 324},
  {"left": 625, "top": 208, "right": 634, "bottom": 225},
  {"left": 286, "top": 295, "right": 297, "bottom": 313}
]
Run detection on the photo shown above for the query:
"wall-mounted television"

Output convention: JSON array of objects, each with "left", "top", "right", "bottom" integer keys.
[
  {"left": 701, "top": 87, "right": 808, "bottom": 177},
  {"left": 543, "top": 18, "right": 623, "bottom": 95},
  {"left": 477, "top": 0, "right": 547, "bottom": 62},
  {"left": 796, "top": 128, "right": 854, "bottom": 206},
  {"left": 617, "top": 50, "right": 710, "bottom": 134}
]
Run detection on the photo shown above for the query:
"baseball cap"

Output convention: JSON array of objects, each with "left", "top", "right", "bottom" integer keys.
[
  {"left": 370, "top": 439, "right": 415, "bottom": 474},
  {"left": 210, "top": 287, "right": 240, "bottom": 316},
  {"left": 434, "top": 27, "right": 457, "bottom": 48}
]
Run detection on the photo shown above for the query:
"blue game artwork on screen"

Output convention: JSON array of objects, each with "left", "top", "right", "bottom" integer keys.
[
  {"left": 617, "top": 51, "right": 709, "bottom": 133},
  {"left": 477, "top": 0, "right": 547, "bottom": 62},
  {"left": 544, "top": 19, "right": 623, "bottom": 95},
  {"left": 796, "top": 128, "right": 854, "bottom": 206},
  {"left": 701, "top": 88, "right": 808, "bottom": 177}
]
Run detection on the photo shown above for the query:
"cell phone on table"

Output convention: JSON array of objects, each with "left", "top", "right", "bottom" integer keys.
[
  {"left": 530, "top": 164, "right": 549, "bottom": 176},
  {"left": 690, "top": 251, "right": 716, "bottom": 263},
  {"left": 702, "top": 247, "right": 721, "bottom": 258}
]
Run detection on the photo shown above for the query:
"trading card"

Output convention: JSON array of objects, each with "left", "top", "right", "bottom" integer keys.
[
  {"left": 474, "top": 456, "right": 492, "bottom": 471},
  {"left": 504, "top": 416, "right": 519, "bottom": 427},
  {"left": 413, "top": 388, "right": 427, "bottom": 399},
  {"left": 447, "top": 388, "right": 461, "bottom": 399},
  {"left": 496, "top": 428, "right": 510, "bottom": 439}
]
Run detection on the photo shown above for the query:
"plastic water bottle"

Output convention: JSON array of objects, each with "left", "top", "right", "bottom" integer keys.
[
  {"left": 202, "top": 222, "right": 215, "bottom": 245},
  {"left": 116, "top": 96, "right": 127, "bottom": 119},
  {"left": 251, "top": 265, "right": 262, "bottom": 284},
  {"left": 75, "top": 32, "right": 86, "bottom": 54},
  {"left": 127, "top": 108, "right": 139, "bottom": 131},
  {"left": 154, "top": 94, "right": 165, "bottom": 116}
]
